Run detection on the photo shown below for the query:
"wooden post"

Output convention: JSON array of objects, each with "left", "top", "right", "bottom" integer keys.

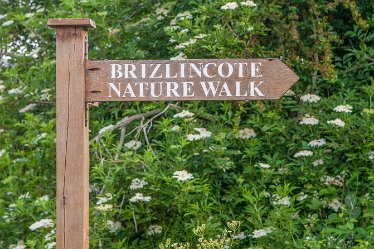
[{"left": 48, "top": 18, "right": 96, "bottom": 249}]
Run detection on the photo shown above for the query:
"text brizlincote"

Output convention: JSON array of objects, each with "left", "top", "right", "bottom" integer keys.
[{"left": 108, "top": 61, "right": 266, "bottom": 98}]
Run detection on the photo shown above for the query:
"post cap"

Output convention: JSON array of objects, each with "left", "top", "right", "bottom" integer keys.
[{"left": 48, "top": 18, "right": 96, "bottom": 28}]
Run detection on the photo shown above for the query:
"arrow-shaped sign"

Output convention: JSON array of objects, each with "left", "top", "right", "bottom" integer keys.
[{"left": 85, "top": 59, "right": 298, "bottom": 102}]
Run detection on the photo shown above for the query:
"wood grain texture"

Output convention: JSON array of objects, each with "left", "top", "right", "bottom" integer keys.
[
  {"left": 48, "top": 18, "right": 96, "bottom": 28},
  {"left": 55, "top": 26, "right": 89, "bottom": 249},
  {"left": 85, "top": 59, "right": 299, "bottom": 102}
]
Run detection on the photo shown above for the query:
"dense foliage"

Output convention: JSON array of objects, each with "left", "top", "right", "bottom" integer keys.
[{"left": 0, "top": 0, "right": 373, "bottom": 248}]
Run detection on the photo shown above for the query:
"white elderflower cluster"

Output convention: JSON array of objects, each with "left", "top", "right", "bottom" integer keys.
[
  {"left": 320, "top": 176, "right": 344, "bottom": 187},
  {"left": 195, "top": 34, "right": 208, "bottom": 39},
  {"left": 176, "top": 11, "right": 193, "bottom": 20},
  {"left": 175, "top": 38, "right": 197, "bottom": 49},
  {"left": 96, "top": 193, "right": 112, "bottom": 205},
  {"left": 173, "top": 170, "right": 194, "bottom": 181},
  {"left": 0, "top": 149, "right": 6, "bottom": 158},
  {"left": 44, "top": 229, "right": 55, "bottom": 241},
  {"left": 233, "top": 232, "right": 246, "bottom": 240},
  {"left": 130, "top": 193, "right": 151, "bottom": 203},
  {"left": 155, "top": 7, "right": 170, "bottom": 20},
  {"left": 107, "top": 220, "right": 121, "bottom": 233},
  {"left": 299, "top": 114, "right": 319, "bottom": 125},
  {"left": 235, "top": 128, "right": 256, "bottom": 139},
  {"left": 308, "top": 138, "right": 326, "bottom": 147},
  {"left": 34, "top": 132, "right": 48, "bottom": 144},
  {"left": 294, "top": 150, "right": 313, "bottom": 158},
  {"left": 312, "top": 159, "right": 324, "bottom": 166},
  {"left": 187, "top": 128, "right": 212, "bottom": 141},
  {"left": 221, "top": 2, "right": 238, "bottom": 10},
  {"left": 147, "top": 225, "right": 163, "bottom": 235},
  {"left": 130, "top": 178, "right": 148, "bottom": 190},
  {"left": 29, "top": 218, "right": 54, "bottom": 231},
  {"left": 241, "top": 0, "right": 257, "bottom": 7},
  {"left": 173, "top": 110, "right": 194, "bottom": 118},
  {"left": 35, "top": 195, "right": 49, "bottom": 205},
  {"left": 256, "top": 163, "right": 271, "bottom": 169},
  {"left": 300, "top": 93, "right": 321, "bottom": 103},
  {"left": 40, "top": 88, "right": 52, "bottom": 101},
  {"left": 46, "top": 242, "right": 56, "bottom": 249},
  {"left": 327, "top": 118, "right": 345, "bottom": 127},
  {"left": 252, "top": 227, "right": 274, "bottom": 238},
  {"left": 368, "top": 151, "right": 374, "bottom": 160},
  {"left": 272, "top": 195, "right": 291, "bottom": 206},
  {"left": 8, "top": 86, "right": 24, "bottom": 95},
  {"left": 124, "top": 140, "right": 142, "bottom": 150},
  {"left": 284, "top": 89, "right": 295, "bottom": 96},
  {"left": 0, "top": 14, "right": 7, "bottom": 20},
  {"left": 95, "top": 204, "right": 113, "bottom": 211},
  {"left": 328, "top": 199, "right": 342, "bottom": 212},
  {"left": 170, "top": 125, "right": 180, "bottom": 131},
  {"left": 19, "top": 103, "right": 37, "bottom": 113},
  {"left": 170, "top": 52, "right": 187, "bottom": 60},
  {"left": 8, "top": 241, "right": 26, "bottom": 249},
  {"left": 333, "top": 105, "right": 352, "bottom": 113},
  {"left": 2, "top": 20, "right": 14, "bottom": 27},
  {"left": 296, "top": 192, "right": 308, "bottom": 201}
]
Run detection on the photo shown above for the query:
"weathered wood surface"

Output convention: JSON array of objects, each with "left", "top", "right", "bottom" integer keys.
[
  {"left": 86, "top": 59, "right": 299, "bottom": 102},
  {"left": 48, "top": 18, "right": 96, "bottom": 28},
  {"left": 50, "top": 18, "right": 94, "bottom": 249}
]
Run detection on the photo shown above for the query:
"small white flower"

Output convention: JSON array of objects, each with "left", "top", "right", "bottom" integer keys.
[
  {"left": 256, "top": 163, "right": 271, "bottom": 169},
  {"left": 300, "top": 94, "right": 320, "bottom": 103},
  {"left": 297, "top": 192, "right": 308, "bottom": 201},
  {"left": 19, "top": 103, "right": 37, "bottom": 113},
  {"left": 252, "top": 227, "right": 274, "bottom": 238},
  {"left": 8, "top": 86, "right": 24, "bottom": 95},
  {"left": 308, "top": 138, "right": 326, "bottom": 147},
  {"left": 147, "top": 225, "right": 163, "bottom": 235},
  {"left": 19, "top": 192, "right": 31, "bottom": 199},
  {"left": 25, "top": 13, "right": 35, "bottom": 18},
  {"left": 235, "top": 128, "right": 256, "bottom": 139},
  {"left": 328, "top": 199, "right": 342, "bottom": 212},
  {"left": 8, "top": 203, "right": 16, "bottom": 208},
  {"left": 294, "top": 150, "right": 313, "bottom": 158},
  {"left": 284, "top": 89, "right": 295, "bottom": 96},
  {"left": 96, "top": 193, "right": 112, "bottom": 205},
  {"left": 320, "top": 176, "right": 344, "bottom": 187},
  {"left": 45, "top": 242, "right": 56, "bottom": 249},
  {"left": 124, "top": 140, "right": 142, "bottom": 150},
  {"left": 171, "top": 125, "right": 180, "bottom": 131},
  {"left": 333, "top": 105, "right": 352, "bottom": 113},
  {"left": 170, "top": 52, "right": 187, "bottom": 60},
  {"left": 34, "top": 133, "right": 48, "bottom": 143},
  {"left": 130, "top": 193, "right": 152, "bottom": 203},
  {"left": 95, "top": 204, "right": 113, "bottom": 211},
  {"left": 368, "top": 151, "right": 374, "bottom": 160},
  {"left": 29, "top": 218, "right": 54, "bottom": 231},
  {"left": 327, "top": 118, "right": 345, "bottom": 127},
  {"left": 173, "top": 170, "right": 194, "bottom": 181},
  {"left": 44, "top": 230, "right": 55, "bottom": 241},
  {"left": 221, "top": 2, "right": 239, "bottom": 10},
  {"left": 312, "top": 159, "right": 324, "bottom": 166},
  {"left": 107, "top": 220, "right": 121, "bottom": 233},
  {"left": 240, "top": 0, "right": 257, "bottom": 7},
  {"left": 176, "top": 11, "right": 193, "bottom": 20},
  {"left": 0, "top": 149, "right": 6, "bottom": 158},
  {"left": 9, "top": 241, "right": 26, "bottom": 249},
  {"left": 0, "top": 14, "right": 7, "bottom": 20},
  {"left": 299, "top": 114, "right": 319, "bottom": 125},
  {"left": 130, "top": 178, "right": 148, "bottom": 190},
  {"left": 187, "top": 128, "right": 212, "bottom": 141},
  {"left": 173, "top": 110, "right": 194, "bottom": 118},
  {"left": 233, "top": 232, "right": 246, "bottom": 240},
  {"left": 2, "top": 20, "right": 14, "bottom": 27},
  {"left": 273, "top": 196, "right": 291, "bottom": 206}
]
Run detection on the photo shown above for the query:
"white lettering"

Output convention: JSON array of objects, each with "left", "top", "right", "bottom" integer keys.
[
  {"left": 189, "top": 63, "right": 202, "bottom": 78},
  {"left": 124, "top": 64, "right": 137, "bottom": 79},
  {"left": 235, "top": 81, "right": 247, "bottom": 96},
  {"left": 122, "top": 83, "right": 136, "bottom": 97},
  {"left": 249, "top": 81, "right": 264, "bottom": 96},
  {"left": 150, "top": 82, "right": 163, "bottom": 97},
  {"left": 149, "top": 64, "right": 163, "bottom": 78},
  {"left": 108, "top": 83, "right": 121, "bottom": 97},
  {"left": 165, "top": 64, "right": 178, "bottom": 79},
  {"left": 234, "top": 62, "right": 247, "bottom": 77},
  {"left": 182, "top": 82, "right": 194, "bottom": 97},
  {"left": 200, "top": 81, "right": 220, "bottom": 96},
  {"left": 250, "top": 62, "right": 262, "bottom": 77},
  {"left": 218, "top": 62, "right": 234, "bottom": 78},
  {"left": 111, "top": 64, "right": 122, "bottom": 79},
  {"left": 166, "top": 82, "right": 179, "bottom": 97},
  {"left": 135, "top": 82, "right": 149, "bottom": 97},
  {"left": 202, "top": 63, "right": 217, "bottom": 78},
  {"left": 219, "top": 82, "right": 232, "bottom": 96}
]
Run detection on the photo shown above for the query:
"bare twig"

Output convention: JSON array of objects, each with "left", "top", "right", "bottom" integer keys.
[
  {"left": 133, "top": 211, "right": 138, "bottom": 233},
  {"left": 114, "top": 127, "right": 126, "bottom": 160}
]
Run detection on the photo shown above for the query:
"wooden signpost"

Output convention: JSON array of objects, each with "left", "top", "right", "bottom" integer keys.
[{"left": 48, "top": 18, "right": 298, "bottom": 249}]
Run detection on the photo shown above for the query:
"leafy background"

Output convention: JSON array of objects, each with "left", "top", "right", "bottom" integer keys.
[{"left": 0, "top": 0, "right": 373, "bottom": 248}]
